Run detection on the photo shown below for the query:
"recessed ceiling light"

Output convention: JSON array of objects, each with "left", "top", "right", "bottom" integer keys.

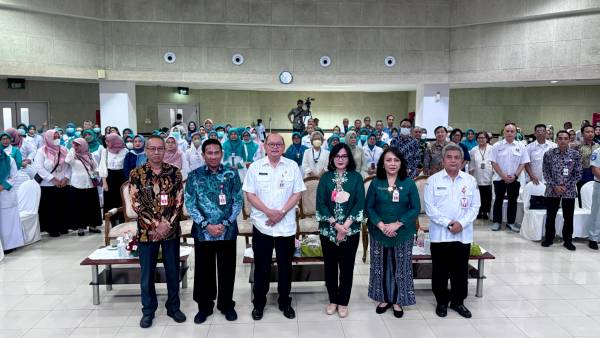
[{"left": 550, "top": 80, "right": 559, "bottom": 84}]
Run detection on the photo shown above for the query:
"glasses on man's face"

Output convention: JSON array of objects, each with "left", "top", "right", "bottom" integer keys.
[
  {"left": 334, "top": 155, "right": 348, "bottom": 160},
  {"left": 146, "top": 146, "right": 165, "bottom": 153},
  {"left": 267, "top": 143, "right": 284, "bottom": 148}
]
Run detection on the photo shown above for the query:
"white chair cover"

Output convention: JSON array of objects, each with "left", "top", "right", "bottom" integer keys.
[
  {"left": 555, "top": 181, "right": 594, "bottom": 239},
  {"left": 519, "top": 182, "right": 549, "bottom": 241},
  {"left": 581, "top": 181, "right": 594, "bottom": 210},
  {"left": 0, "top": 239, "right": 4, "bottom": 262},
  {"left": 17, "top": 179, "right": 42, "bottom": 245},
  {"left": 490, "top": 184, "right": 524, "bottom": 224}
]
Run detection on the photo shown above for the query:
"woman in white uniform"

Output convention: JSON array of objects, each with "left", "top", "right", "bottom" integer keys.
[
  {"left": 0, "top": 140, "right": 25, "bottom": 252},
  {"left": 303, "top": 131, "right": 329, "bottom": 178},
  {"left": 186, "top": 132, "right": 205, "bottom": 172}
]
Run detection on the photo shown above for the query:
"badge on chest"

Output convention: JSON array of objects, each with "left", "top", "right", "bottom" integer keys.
[{"left": 160, "top": 194, "right": 168, "bottom": 206}]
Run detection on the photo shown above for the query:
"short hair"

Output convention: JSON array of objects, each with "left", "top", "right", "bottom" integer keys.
[
  {"left": 434, "top": 126, "right": 447, "bottom": 134},
  {"left": 399, "top": 118, "right": 412, "bottom": 127},
  {"left": 327, "top": 143, "right": 357, "bottom": 172},
  {"left": 310, "top": 131, "right": 324, "bottom": 141},
  {"left": 504, "top": 122, "right": 517, "bottom": 129},
  {"left": 376, "top": 147, "right": 407, "bottom": 181},
  {"left": 450, "top": 128, "right": 463, "bottom": 138},
  {"left": 364, "top": 116, "right": 371, "bottom": 121},
  {"left": 145, "top": 135, "right": 165, "bottom": 146},
  {"left": 375, "top": 119, "right": 383, "bottom": 124},
  {"left": 297, "top": 99, "right": 304, "bottom": 104},
  {"left": 581, "top": 125, "right": 595, "bottom": 134},
  {"left": 476, "top": 131, "right": 490, "bottom": 142},
  {"left": 534, "top": 124, "right": 546, "bottom": 131},
  {"left": 265, "top": 133, "right": 284, "bottom": 145},
  {"left": 354, "top": 119, "right": 361, "bottom": 123},
  {"left": 556, "top": 130, "right": 570, "bottom": 139},
  {"left": 442, "top": 143, "right": 464, "bottom": 159},
  {"left": 386, "top": 114, "right": 394, "bottom": 120},
  {"left": 202, "top": 138, "right": 222, "bottom": 153}
]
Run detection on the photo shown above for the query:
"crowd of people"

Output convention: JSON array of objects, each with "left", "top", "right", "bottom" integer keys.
[{"left": 2, "top": 105, "right": 600, "bottom": 327}]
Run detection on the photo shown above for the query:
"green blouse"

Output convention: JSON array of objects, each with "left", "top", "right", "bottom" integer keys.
[
  {"left": 316, "top": 170, "right": 365, "bottom": 244},
  {"left": 365, "top": 177, "right": 420, "bottom": 247}
]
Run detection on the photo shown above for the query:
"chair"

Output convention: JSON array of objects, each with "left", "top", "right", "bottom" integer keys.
[
  {"left": 238, "top": 193, "right": 254, "bottom": 247},
  {"left": 180, "top": 203, "right": 193, "bottom": 241},
  {"left": 519, "top": 182, "right": 550, "bottom": 241},
  {"left": 556, "top": 181, "right": 594, "bottom": 239},
  {"left": 17, "top": 179, "right": 41, "bottom": 245},
  {"left": 490, "top": 184, "right": 524, "bottom": 224},
  {"left": 414, "top": 175, "right": 430, "bottom": 232},
  {"left": 298, "top": 176, "right": 320, "bottom": 237},
  {"left": 361, "top": 175, "right": 375, "bottom": 262}
]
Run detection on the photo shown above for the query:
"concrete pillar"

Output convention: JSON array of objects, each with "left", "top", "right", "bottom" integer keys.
[
  {"left": 99, "top": 80, "right": 137, "bottom": 132},
  {"left": 415, "top": 84, "right": 449, "bottom": 137}
]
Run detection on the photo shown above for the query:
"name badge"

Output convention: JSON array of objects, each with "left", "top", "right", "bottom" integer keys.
[
  {"left": 160, "top": 194, "right": 168, "bottom": 206},
  {"left": 460, "top": 197, "right": 468, "bottom": 209},
  {"left": 563, "top": 167, "right": 569, "bottom": 176},
  {"left": 219, "top": 193, "right": 227, "bottom": 206},
  {"left": 392, "top": 189, "right": 400, "bottom": 202},
  {"left": 480, "top": 163, "right": 485, "bottom": 169}
]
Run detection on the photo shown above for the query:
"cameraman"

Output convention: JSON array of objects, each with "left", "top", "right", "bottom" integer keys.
[{"left": 288, "top": 100, "right": 307, "bottom": 133}]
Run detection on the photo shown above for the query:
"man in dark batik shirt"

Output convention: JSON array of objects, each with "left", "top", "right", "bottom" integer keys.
[
  {"left": 129, "top": 135, "right": 185, "bottom": 328},
  {"left": 393, "top": 118, "right": 421, "bottom": 178}
]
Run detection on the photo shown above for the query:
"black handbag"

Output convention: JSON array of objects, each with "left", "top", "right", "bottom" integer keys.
[
  {"left": 34, "top": 151, "right": 61, "bottom": 184},
  {"left": 529, "top": 195, "right": 547, "bottom": 210}
]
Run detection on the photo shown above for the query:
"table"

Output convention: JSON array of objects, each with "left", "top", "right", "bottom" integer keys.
[
  {"left": 80, "top": 246, "right": 191, "bottom": 305},
  {"left": 242, "top": 250, "right": 495, "bottom": 298}
]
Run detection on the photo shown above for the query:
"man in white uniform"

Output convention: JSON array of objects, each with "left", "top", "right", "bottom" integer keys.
[
  {"left": 243, "top": 133, "right": 306, "bottom": 321},
  {"left": 525, "top": 124, "right": 556, "bottom": 185},
  {"left": 588, "top": 148, "right": 600, "bottom": 250},
  {"left": 425, "top": 143, "right": 480, "bottom": 319}
]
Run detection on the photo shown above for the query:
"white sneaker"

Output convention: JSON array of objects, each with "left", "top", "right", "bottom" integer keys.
[
  {"left": 490, "top": 223, "right": 501, "bottom": 231},
  {"left": 506, "top": 223, "right": 520, "bottom": 232}
]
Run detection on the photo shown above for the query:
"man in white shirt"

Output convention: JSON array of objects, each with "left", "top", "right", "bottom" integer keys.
[
  {"left": 242, "top": 133, "right": 306, "bottom": 321},
  {"left": 588, "top": 148, "right": 600, "bottom": 250},
  {"left": 489, "top": 123, "right": 530, "bottom": 232},
  {"left": 301, "top": 124, "right": 315, "bottom": 148},
  {"left": 525, "top": 124, "right": 556, "bottom": 185},
  {"left": 425, "top": 143, "right": 479, "bottom": 319},
  {"left": 374, "top": 120, "right": 389, "bottom": 144}
]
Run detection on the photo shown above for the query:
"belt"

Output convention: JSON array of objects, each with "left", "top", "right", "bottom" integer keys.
[{"left": 595, "top": 180, "right": 600, "bottom": 184}]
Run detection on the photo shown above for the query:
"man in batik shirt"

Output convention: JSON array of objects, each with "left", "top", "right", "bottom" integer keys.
[{"left": 393, "top": 118, "right": 421, "bottom": 178}]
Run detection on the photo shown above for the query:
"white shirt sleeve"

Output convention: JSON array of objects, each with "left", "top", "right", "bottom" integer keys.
[
  {"left": 242, "top": 162, "right": 257, "bottom": 194},
  {"left": 98, "top": 149, "right": 108, "bottom": 178},
  {"left": 424, "top": 178, "right": 453, "bottom": 227},
  {"left": 292, "top": 162, "right": 307, "bottom": 193},
  {"left": 34, "top": 150, "right": 53, "bottom": 181}
]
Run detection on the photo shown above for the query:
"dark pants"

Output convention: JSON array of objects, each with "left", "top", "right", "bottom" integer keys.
[
  {"left": 493, "top": 180, "right": 521, "bottom": 224},
  {"left": 252, "top": 227, "right": 295, "bottom": 309},
  {"left": 577, "top": 168, "right": 593, "bottom": 208},
  {"left": 193, "top": 238, "right": 237, "bottom": 313},
  {"left": 138, "top": 237, "right": 181, "bottom": 316},
  {"left": 478, "top": 185, "right": 492, "bottom": 216},
  {"left": 320, "top": 234, "right": 359, "bottom": 306},
  {"left": 544, "top": 197, "right": 575, "bottom": 243},
  {"left": 430, "top": 241, "right": 471, "bottom": 306}
]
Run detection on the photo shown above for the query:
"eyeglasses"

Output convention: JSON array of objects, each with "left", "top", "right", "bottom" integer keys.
[
  {"left": 334, "top": 155, "right": 348, "bottom": 160},
  {"left": 267, "top": 143, "right": 284, "bottom": 148},
  {"left": 146, "top": 147, "right": 165, "bottom": 153}
]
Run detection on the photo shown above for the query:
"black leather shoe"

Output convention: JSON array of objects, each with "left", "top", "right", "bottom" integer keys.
[
  {"left": 223, "top": 308, "right": 238, "bottom": 321},
  {"left": 450, "top": 304, "right": 472, "bottom": 318},
  {"left": 375, "top": 303, "right": 392, "bottom": 314},
  {"left": 563, "top": 242, "right": 576, "bottom": 251},
  {"left": 88, "top": 227, "right": 101, "bottom": 234},
  {"left": 393, "top": 306, "right": 404, "bottom": 318},
  {"left": 139, "top": 314, "right": 154, "bottom": 328},
  {"left": 193, "top": 310, "right": 213, "bottom": 324},
  {"left": 167, "top": 310, "right": 186, "bottom": 323},
  {"left": 435, "top": 304, "right": 447, "bottom": 317},
  {"left": 589, "top": 241, "right": 599, "bottom": 250},
  {"left": 541, "top": 239, "right": 553, "bottom": 247},
  {"left": 251, "top": 307, "right": 263, "bottom": 320},
  {"left": 279, "top": 304, "right": 296, "bottom": 319}
]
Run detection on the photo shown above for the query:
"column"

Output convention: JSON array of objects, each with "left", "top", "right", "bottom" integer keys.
[
  {"left": 415, "top": 84, "right": 449, "bottom": 137},
  {"left": 99, "top": 80, "right": 137, "bottom": 132}
]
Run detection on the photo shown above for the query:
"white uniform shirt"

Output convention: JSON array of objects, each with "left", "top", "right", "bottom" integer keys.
[
  {"left": 0, "top": 157, "right": 18, "bottom": 208},
  {"left": 424, "top": 169, "right": 480, "bottom": 244},
  {"left": 301, "top": 135, "right": 312, "bottom": 149},
  {"left": 591, "top": 148, "right": 600, "bottom": 170},
  {"left": 525, "top": 140, "right": 557, "bottom": 183},
  {"left": 186, "top": 145, "right": 205, "bottom": 172},
  {"left": 469, "top": 145, "right": 494, "bottom": 186},
  {"left": 65, "top": 148, "right": 99, "bottom": 189},
  {"left": 242, "top": 156, "right": 306, "bottom": 237},
  {"left": 98, "top": 148, "right": 128, "bottom": 178},
  {"left": 33, "top": 148, "right": 72, "bottom": 187},
  {"left": 489, "top": 139, "right": 530, "bottom": 181},
  {"left": 362, "top": 145, "right": 383, "bottom": 172},
  {"left": 302, "top": 147, "right": 329, "bottom": 178}
]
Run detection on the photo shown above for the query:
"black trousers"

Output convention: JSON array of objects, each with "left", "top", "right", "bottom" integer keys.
[
  {"left": 430, "top": 241, "right": 471, "bottom": 306},
  {"left": 320, "top": 234, "right": 359, "bottom": 306},
  {"left": 544, "top": 197, "right": 575, "bottom": 243},
  {"left": 492, "top": 180, "right": 521, "bottom": 224},
  {"left": 138, "top": 237, "right": 180, "bottom": 316},
  {"left": 478, "top": 185, "right": 492, "bottom": 216},
  {"left": 252, "top": 227, "right": 295, "bottom": 309},
  {"left": 193, "top": 238, "right": 237, "bottom": 313}
]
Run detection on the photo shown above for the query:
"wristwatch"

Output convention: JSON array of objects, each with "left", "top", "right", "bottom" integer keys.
[{"left": 222, "top": 220, "right": 230, "bottom": 227}]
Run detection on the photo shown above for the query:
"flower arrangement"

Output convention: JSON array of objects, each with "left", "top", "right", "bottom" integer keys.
[{"left": 125, "top": 232, "right": 139, "bottom": 257}]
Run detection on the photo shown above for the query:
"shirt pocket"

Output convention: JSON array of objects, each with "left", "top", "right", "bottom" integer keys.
[{"left": 257, "top": 176, "right": 270, "bottom": 192}]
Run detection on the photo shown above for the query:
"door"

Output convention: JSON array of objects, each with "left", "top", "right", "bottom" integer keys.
[
  {"left": 157, "top": 104, "right": 199, "bottom": 130},
  {"left": 0, "top": 101, "right": 49, "bottom": 130},
  {"left": 0, "top": 102, "right": 15, "bottom": 130}
]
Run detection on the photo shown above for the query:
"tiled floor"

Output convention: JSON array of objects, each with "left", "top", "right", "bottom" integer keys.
[{"left": 1, "top": 220, "right": 600, "bottom": 337}]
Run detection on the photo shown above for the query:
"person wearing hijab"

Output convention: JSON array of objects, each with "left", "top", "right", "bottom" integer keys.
[
  {"left": 82, "top": 129, "right": 104, "bottom": 163},
  {"left": 1, "top": 132, "right": 23, "bottom": 170},
  {"left": 123, "top": 135, "right": 148, "bottom": 179},
  {"left": 284, "top": 132, "right": 308, "bottom": 169},
  {"left": 240, "top": 130, "right": 262, "bottom": 166},
  {"left": 66, "top": 138, "right": 102, "bottom": 235},
  {"left": 0, "top": 139, "right": 24, "bottom": 252},
  {"left": 362, "top": 132, "right": 383, "bottom": 177},
  {"left": 6, "top": 128, "right": 36, "bottom": 183},
  {"left": 222, "top": 128, "right": 244, "bottom": 169},
  {"left": 327, "top": 134, "right": 341, "bottom": 151},
  {"left": 215, "top": 125, "right": 227, "bottom": 144},
  {"left": 1, "top": 131, "right": 30, "bottom": 191},
  {"left": 186, "top": 132, "right": 205, "bottom": 172},
  {"left": 207, "top": 130, "right": 219, "bottom": 141},
  {"left": 99, "top": 133, "right": 129, "bottom": 220},
  {"left": 345, "top": 131, "right": 364, "bottom": 177},
  {"left": 303, "top": 131, "right": 329, "bottom": 178},
  {"left": 27, "top": 124, "right": 44, "bottom": 149},
  {"left": 164, "top": 134, "right": 190, "bottom": 180},
  {"left": 462, "top": 128, "right": 478, "bottom": 151},
  {"left": 122, "top": 128, "right": 134, "bottom": 140},
  {"left": 358, "top": 128, "right": 370, "bottom": 147},
  {"left": 34, "top": 130, "right": 72, "bottom": 237},
  {"left": 64, "top": 122, "right": 77, "bottom": 149},
  {"left": 186, "top": 121, "right": 198, "bottom": 144}
]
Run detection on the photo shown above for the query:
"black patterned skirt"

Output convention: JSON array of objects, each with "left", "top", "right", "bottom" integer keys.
[{"left": 368, "top": 237, "right": 416, "bottom": 306}]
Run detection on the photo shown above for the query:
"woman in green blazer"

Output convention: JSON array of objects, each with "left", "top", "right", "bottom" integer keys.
[
  {"left": 366, "top": 147, "right": 420, "bottom": 318},
  {"left": 316, "top": 143, "right": 365, "bottom": 318}
]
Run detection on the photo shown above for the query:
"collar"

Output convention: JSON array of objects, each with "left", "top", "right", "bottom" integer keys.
[
  {"left": 203, "top": 164, "right": 224, "bottom": 174},
  {"left": 441, "top": 169, "right": 465, "bottom": 180},
  {"left": 260, "top": 156, "right": 285, "bottom": 167}
]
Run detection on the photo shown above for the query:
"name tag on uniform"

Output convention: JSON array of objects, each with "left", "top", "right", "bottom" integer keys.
[
  {"left": 160, "top": 194, "right": 168, "bottom": 206},
  {"left": 563, "top": 167, "right": 569, "bottom": 176},
  {"left": 512, "top": 148, "right": 521, "bottom": 156},
  {"left": 480, "top": 163, "right": 485, "bottom": 169},
  {"left": 219, "top": 193, "right": 227, "bottom": 206},
  {"left": 460, "top": 197, "right": 468, "bottom": 208},
  {"left": 392, "top": 189, "right": 400, "bottom": 202}
]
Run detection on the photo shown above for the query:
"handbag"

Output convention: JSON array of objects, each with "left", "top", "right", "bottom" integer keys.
[
  {"left": 34, "top": 151, "right": 61, "bottom": 184},
  {"left": 81, "top": 155, "right": 102, "bottom": 187},
  {"left": 529, "top": 195, "right": 547, "bottom": 210}
]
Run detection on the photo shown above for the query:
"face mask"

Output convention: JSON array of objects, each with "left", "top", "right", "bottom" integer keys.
[
  {"left": 66, "top": 127, "right": 75, "bottom": 136},
  {"left": 53, "top": 139, "right": 61, "bottom": 146},
  {"left": 400, "top": 128, "right": 411, "bottom": 136},
  {"left": 421, "top": 134, "right": 427, "bottom": 140},
  {"left": 340, "top": 137, "right": 346, "bottom": 143},
  {"left": 360, "top": 135, "right": 367, "bottom": 142},
  {"left": 171, "top": 132, "right": 180, "bottom": 140},
  {"left": 193, "top": 139, "right": 201, "bottom": 147},
  {"left": 74, "top": 131, "right": 81, "bottom": 138},
  {"left": 217, "top": 131, "right": 225, "bottom": 139},
  {"left": 251, "top": 133, "right": 257, "bottom": 139},
  {"left": 93, "top": 127, "right": 101, "bottom": 134},
  {"left": 18, "top": 129, "right": 26, "bottom": 136},
  {"left": 126, "top": 142, "right": 133, "bottom": 149},
  {"left": 312, "top": 139, "right": 322, "bottom": 147}
]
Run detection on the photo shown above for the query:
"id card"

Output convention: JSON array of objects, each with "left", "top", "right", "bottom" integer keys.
[
  {"left": 563, "top": 167, "right": 569, "bottom": 176},
  {"left": 480, "top": 163, "right": 485, "bottom": 169},
  {"left": 160, "top": 194, "right": 168, "bottom": 206},
  {"left": 392, "top": 189, "right": 400, "bottom": 202},
  {"left": 460, "top": 197, "right": 468, "bottom": 208},
  {"left": 219, "top": 193, "right": 227, "bottom": 206}
]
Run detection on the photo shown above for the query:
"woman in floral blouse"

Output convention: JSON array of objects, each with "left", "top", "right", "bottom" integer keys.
[{"left": 316, "top": 143, "right": 365, "bottom": 318}]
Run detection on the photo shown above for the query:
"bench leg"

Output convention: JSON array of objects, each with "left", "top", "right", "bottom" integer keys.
[
  {"left": 476, "top": 259, "right": 484, "bottom": 297},
  {"left": 91, "top": 265, "right": 100, "bottom": 305},
  {"left": 105, "top": 265, "right": 112, "bottom": 291}
]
